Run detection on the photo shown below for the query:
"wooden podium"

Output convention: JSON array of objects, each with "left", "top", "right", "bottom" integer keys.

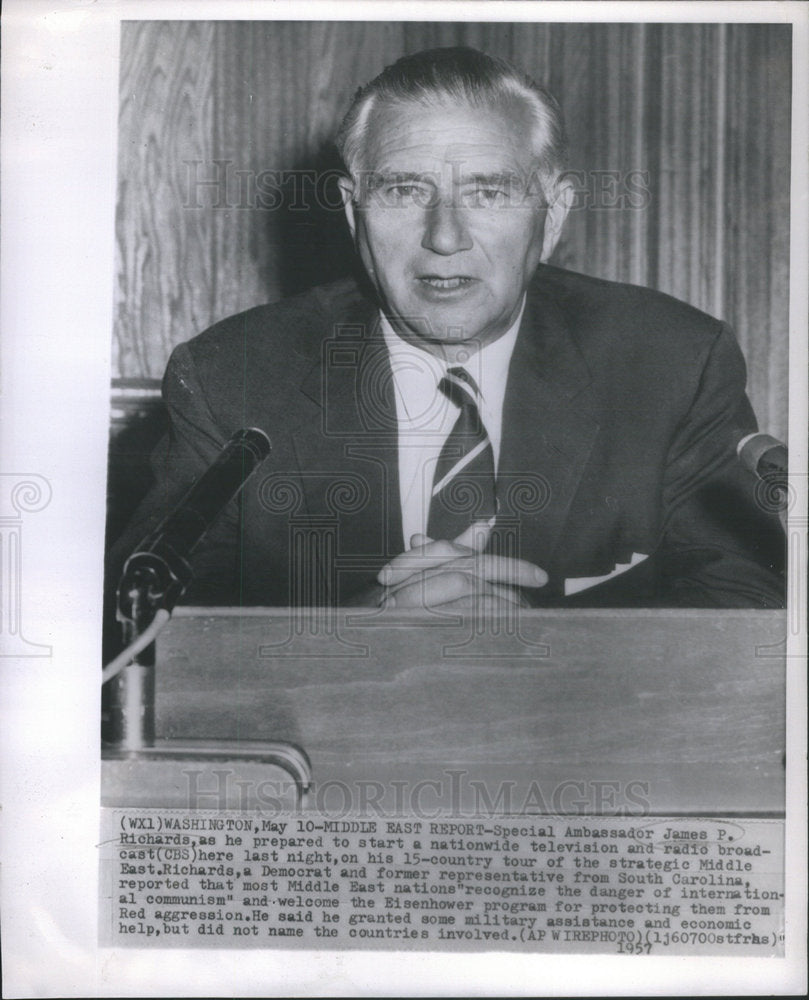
[{"left": 100, "top": 606, "right": 788, "bottom": 817}]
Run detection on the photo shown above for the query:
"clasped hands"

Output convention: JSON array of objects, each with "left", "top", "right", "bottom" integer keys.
[{"left": 375, "top": 522, "right": 547, "bottom": 611}]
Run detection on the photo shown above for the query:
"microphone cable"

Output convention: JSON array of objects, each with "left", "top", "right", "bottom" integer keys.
[{"left": 101, "top": 608, "right": 171, "bottom": 684}]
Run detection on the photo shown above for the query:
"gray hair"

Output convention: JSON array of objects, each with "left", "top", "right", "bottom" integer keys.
[{"left": 335, "top": 46, "right": 568, "bottom": 200}]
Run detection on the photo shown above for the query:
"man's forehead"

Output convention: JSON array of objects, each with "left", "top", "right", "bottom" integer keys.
[{"left": 362, "top": 97, "right": 536, "bottom": 171}]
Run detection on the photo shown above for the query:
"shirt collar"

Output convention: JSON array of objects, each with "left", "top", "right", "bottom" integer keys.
[{"left": 379, "top": 296, "right": 525, "bottom": 412}]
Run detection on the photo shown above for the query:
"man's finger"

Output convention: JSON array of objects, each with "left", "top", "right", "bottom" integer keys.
[
  {"left": 387, "top": 554, "right": 547, "bottom": 594},
  {"left": 452, "top": 520, "right": 493, "bottom": 552},
  {"left": 381, "top": 521, "right": 490, "bottom": 586},
  {"left": 385, "top": 572, "right": 524, "bottom": 609},
  {"left": 435, "top": 587, "right": 531, "bottom": 612},
  {"left": 378, "top": 536, "right": 474, "bottom": 585}
]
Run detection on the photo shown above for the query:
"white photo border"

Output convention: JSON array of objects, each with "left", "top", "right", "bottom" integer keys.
[{"left": 1, "top": 1, "right": 806, "bottom": 996}]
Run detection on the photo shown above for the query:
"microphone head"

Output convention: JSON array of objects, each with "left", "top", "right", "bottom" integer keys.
[
  {"left": 737, "top": 432, "right": 785, "bottom": 475},
  {"left": 231, "top": 427, "right": 272, "bottom": 462},
  {"left": 736, "top": 433, "right": 787, "bottom": 478}
]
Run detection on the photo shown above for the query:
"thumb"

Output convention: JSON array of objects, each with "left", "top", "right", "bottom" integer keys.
[
  {"left": 409, "top": 533, "right": 432, "bottom": 549},
  {"left": 453, "top": 520, "right": 492, "bottom": 553}
]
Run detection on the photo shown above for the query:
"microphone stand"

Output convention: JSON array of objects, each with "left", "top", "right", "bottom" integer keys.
[
  {"left": 104, "top": 572, "right": 160, "bottom": 751},
  {"left": 102, "top": 429, "right": 311, "bottom": 808}
]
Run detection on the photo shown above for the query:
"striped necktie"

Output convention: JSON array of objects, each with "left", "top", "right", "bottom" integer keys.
[{"left": 427, "top": 367, "right": 497, "bottom": 541}]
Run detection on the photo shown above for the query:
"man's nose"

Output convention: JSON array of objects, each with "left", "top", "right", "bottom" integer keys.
[{"left": 421, "top": 199, "right": 473, "bottom": 255}]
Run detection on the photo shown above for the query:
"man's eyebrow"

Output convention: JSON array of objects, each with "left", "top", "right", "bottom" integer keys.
[
  {"left": 460, "top": 171, "right": 521, "bottom": 187},
  {"left": 365, "top": 169, "right": 529, "bottom": 190},
  {"left": 372, "top": 170, "right": 436, "bottom": 185}
]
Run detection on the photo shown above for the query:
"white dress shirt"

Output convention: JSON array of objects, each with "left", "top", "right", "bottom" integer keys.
[{"left": 380, "top": 299, "right": 525, "bottom": 548}]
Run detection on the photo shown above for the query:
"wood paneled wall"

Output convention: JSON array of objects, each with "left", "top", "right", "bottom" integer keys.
[{"left": 113, "top": 21, "right": 791, "bottom": 438}]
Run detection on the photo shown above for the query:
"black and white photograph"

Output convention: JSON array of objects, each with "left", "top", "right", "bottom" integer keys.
[{"left": 1, "top": 1, "right": 806, "bottom": 996}]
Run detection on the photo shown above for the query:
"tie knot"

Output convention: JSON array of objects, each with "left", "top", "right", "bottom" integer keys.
[{"left": 439, "top": 367, "right": 481, "bottom": 409}]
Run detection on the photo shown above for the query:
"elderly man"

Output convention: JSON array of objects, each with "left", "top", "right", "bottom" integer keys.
[{"left": 107, "top": 47, "right": 784, "bottom": 611}]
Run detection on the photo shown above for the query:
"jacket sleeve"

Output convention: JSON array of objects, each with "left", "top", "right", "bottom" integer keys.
[
  {"left": 656, "top": 322, "right": 785, "bottom": 607},
  {"left": 104, "top": 342, "right": 243, "bottom": 616}
]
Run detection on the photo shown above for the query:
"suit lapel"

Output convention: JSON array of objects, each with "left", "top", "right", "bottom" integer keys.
[
  {"left": 496, "top": 277, "right": 601, "bottom": 580},
  {"left": 291, "top": 293, "right": 404, "bottom": 586},
  {"left": 285, "top": 273, "right": 600, "bottom": 593}
]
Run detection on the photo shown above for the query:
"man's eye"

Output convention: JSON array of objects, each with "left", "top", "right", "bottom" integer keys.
[
  {"left": 467, "top": 187, "right": 509, "bottom": 207},
  {"left": 387, "top": 183, "right": 429, "bottom": 202}
]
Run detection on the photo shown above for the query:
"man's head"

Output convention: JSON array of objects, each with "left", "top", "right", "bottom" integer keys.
[{"left": 336, "top": 47, "right": 573, "bottom": 357}]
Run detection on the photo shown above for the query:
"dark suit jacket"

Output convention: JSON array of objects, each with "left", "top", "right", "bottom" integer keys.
[{"left": 107, "top": 266, "right": 785, "bottom": 609}]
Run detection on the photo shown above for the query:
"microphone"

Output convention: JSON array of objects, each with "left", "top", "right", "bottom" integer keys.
[
  {"left": 117, "top": 427, "right": 271, "bottom": 619},
  {"left": 737, "top": 432, "right": 788, "bottom": 488}
]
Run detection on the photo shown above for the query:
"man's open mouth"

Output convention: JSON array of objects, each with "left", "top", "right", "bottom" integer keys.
[{"left": 418, "top": 276, "right": 476, "bottom": 289}]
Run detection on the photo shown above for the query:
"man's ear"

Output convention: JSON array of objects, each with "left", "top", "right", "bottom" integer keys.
[
  {"left": 540, "top": 175, "right": 574, "bottom": 262},
  {"left": 337, "top": 176, "right": 357, "bottom": 240}
]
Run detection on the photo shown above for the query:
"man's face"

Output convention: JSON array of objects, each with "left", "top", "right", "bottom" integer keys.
[{"left": 341, "top": 98, "right": 569, "bottom": 355}]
